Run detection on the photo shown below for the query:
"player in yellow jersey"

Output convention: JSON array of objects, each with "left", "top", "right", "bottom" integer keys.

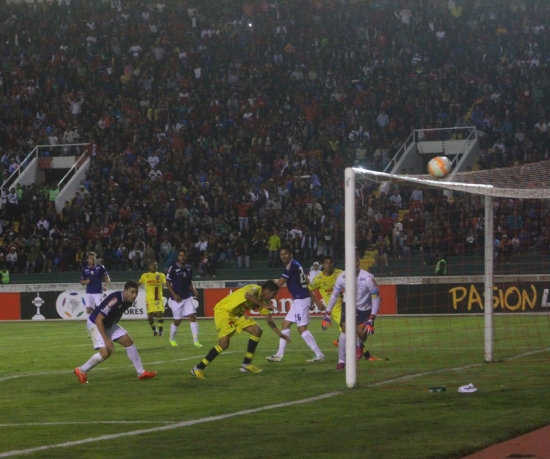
[
  {"left": 308, "top": 255, "right": 343, "bottom": 346},
  {"left": 191, "top": 280, "right": 289, "bottom": 379},
  {"left": 138, "top": 260, "right": 167, "bottom": 336}
]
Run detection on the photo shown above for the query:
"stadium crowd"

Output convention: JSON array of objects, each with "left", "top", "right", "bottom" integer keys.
[{"left": 0, "top": 0, "right": 549, "bottom": 276}]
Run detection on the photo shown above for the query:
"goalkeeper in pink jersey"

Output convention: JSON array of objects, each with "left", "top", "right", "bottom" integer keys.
[{"left": 325, "top": 256, "right": 381, "bottom": 369}]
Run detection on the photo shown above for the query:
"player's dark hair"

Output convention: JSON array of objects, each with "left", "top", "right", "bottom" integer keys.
[
  {"left": 280, "top": 244, "right": 292, "bottom": 253},
  {"left": 124, "top": 280, "right": 139, "bottom": 290},
  {"left": 262, "top": 280, "right": 279, "bottom": 293},
  {"left": 178, "top": 248, "right": 187, "bottom": 255},
  {"left": 322, "top": 255, "right": 333, "bottom": 263}
]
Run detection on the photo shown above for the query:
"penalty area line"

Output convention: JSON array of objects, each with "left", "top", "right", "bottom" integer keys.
[
  {"left": 0, "top": 421, "right": 178, "bottom": 427},
  {"left": 0, "top": 392, "right": 342, "bottom": 458}
]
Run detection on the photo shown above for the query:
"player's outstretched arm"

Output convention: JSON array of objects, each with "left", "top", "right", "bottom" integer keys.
[
  {"left": 309, "top": 289, "right": 324, "bottom": 311},
  {"left": 266, "top": 314, "right": 291, "bottom": 341}
]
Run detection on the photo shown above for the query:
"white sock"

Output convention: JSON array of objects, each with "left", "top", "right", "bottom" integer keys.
[
  {"left": 276, "top": 329, "right": 290, "bottom": 356},
  {"left": 338, "top": 333, "right": 346, "bottom": 363},
  {"left": 125, "top": 344, "right": 144, "bottom": 375},
  {"left": 190, "top": 321, "right": 199, "bottom": 342},
  {"left": 301, "top": 330, "right": 323, "bottom": 358},
  {"left": 81, "top": 352, "right": 104, "bottom": 373},
  {"left": 170, "top": 323, "right": 178, "bottom": 341},
  {"left": 356, "top": 337, "right": 363, "bottom": 348}
]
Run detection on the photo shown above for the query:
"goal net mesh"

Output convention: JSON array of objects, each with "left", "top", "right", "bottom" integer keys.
[{"left": 346, "top": 164, "right": 550, "bottom": 390}]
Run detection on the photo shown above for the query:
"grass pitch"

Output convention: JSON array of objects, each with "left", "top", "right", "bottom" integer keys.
[{"left": 1, "top": 316, "right": 549, "bottom": 458}]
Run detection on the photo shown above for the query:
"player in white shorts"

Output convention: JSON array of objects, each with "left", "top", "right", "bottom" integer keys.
[
  {"left": 73, "top": 281, "right": 156, "bottom": 383},
  {"left": 80, "top": 252, "right": 110, "bottom": 315},
  {"left": 166, "top": 249, "right": 202, "bottom": 347},
  {"left": 284, "top": 297, "right": 313, "bottom": 327},
  {"left": 266, "top": 245, "right": 324, "bottom": 363},
  {"left": 168, "top": 296, "right": 196, "bottom": 321},
  {"left": 85, "top": 292, "right": 103, "bottom": 312}
]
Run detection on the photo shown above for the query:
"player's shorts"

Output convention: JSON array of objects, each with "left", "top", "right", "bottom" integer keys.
[
  {"left": 332, "top": 302, "right": 343, "bottom": 332},
  {"left": 87, "top": 318, "right": 128, "bottom": 350},
  {"left": 85, "top": 293, "right": 103, "bottom": 310},
  {"left": 284, "top": 297, "right": 311, "bottom": 327},
  {"left": 340, "top": 306, "right": 370, "bottom": 327},
  {"left": 168, "top": 297, "right": 196, "bottom": 319},
  {"left": 145, "top": 298, "right": 165, "bottom": 314},
  {"left": 214, "top": 309, "right": 256, "bottom": 339}
]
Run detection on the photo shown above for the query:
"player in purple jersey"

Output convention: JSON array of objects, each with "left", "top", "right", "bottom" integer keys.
[
  {"left": 166, "top": 249, "right": 201, "bottom": 348},
  {"left": 266, "top": 245, "right": 325, "bottom": 363},
  {"left": 73, "top": 281, "right": 157, "bottom": 383},
  {"left": 80, "top": 252, "right": 110, "bottom": 314}
]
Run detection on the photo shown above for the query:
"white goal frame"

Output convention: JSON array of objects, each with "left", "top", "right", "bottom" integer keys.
[{"left": 343, "top": 167, "right": 502, "bottom": 388}]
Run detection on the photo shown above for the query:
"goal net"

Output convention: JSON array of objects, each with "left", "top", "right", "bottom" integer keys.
[{"left": 343, "top": 162, "right": 550, "bottom": 389}]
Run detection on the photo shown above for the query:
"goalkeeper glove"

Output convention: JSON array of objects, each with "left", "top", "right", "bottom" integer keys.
[
  {"left": 321, "top": 313, "right": 332, "bottom": 331},
  {"left": 363, "top": 314, "right": 376, "bottom": 335}
]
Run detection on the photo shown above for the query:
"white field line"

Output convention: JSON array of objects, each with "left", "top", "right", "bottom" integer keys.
[
  {"left": 369, "top": 346, "right": 550, "bottom": 387},
  {"left": 0, "top": 421, "right": 178, "bottom": 427},
  {"left": 0, "top": 347, "right": 548, "bottom": 457},
  {"left": 1, "top": 344, "right": 546, "bottom": 383},
  {"left": 0, "top": 392, "right": 342, "bottom": 458}
]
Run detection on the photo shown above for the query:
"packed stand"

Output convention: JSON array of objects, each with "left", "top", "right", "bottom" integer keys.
[{"left": 0, "top": 0, "right": 549, "bottom": 276}]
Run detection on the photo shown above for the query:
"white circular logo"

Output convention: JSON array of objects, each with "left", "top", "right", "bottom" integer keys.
[{"left": 56, "top": 291, "right": 87, "bottom": 320}]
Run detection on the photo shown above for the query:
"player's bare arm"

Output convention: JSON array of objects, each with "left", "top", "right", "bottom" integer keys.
[
  {"left": 309, "top": 288, "right": 324, "bottom": 311},
  {"left": 266, "top": 314, "right": 291, "bottom": 341},
  {"left": 190, "top": 280, "right": 199, "bottom": 297}
]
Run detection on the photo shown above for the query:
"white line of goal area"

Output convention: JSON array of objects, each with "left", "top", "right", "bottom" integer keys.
[{"left": 1, "top": 348, "right": 547, "bottom": 458}]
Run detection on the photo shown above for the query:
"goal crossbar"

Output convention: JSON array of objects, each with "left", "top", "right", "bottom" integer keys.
[{"left": 353, "top": 165, "right": 550, "bottom": 200}]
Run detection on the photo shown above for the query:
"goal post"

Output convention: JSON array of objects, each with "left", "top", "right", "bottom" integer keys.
[
  {"left": 344, "top": 163, "right": 550, "bottom": 389},
  {"left": 344, "top": 167, "right": 357, "bottom": 388},
  {"left": 484, "top": 195, "right": 494, "bottom": 363}
]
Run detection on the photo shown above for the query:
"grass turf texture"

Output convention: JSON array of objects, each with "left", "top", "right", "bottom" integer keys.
[{"left": 0, "top": 316, "right": 549, "bottom": 458}]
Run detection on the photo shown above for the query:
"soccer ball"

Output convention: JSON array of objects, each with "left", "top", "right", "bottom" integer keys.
[{"left": 427, "top": 156, "right": 452, "bottom": 178}]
